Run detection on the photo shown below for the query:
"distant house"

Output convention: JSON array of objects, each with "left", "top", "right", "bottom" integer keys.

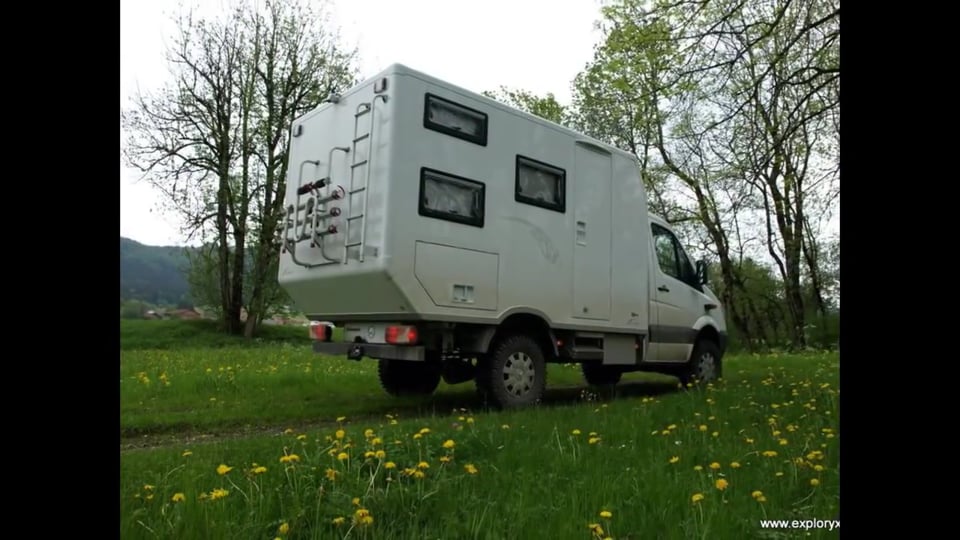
[{"left": 170, "top": 309, "right": 202, "bottom": 320}]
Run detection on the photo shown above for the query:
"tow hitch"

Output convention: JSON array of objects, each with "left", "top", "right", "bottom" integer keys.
[{"left": 347, "top": 344, "right": 365, "bottom": 361}]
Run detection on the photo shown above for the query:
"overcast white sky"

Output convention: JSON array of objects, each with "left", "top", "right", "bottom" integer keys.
[{"left": 120, "top": 0, "right": 606, "bottom": 246}]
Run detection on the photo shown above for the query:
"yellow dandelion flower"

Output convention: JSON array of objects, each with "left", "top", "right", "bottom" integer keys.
[
  {"left": 296, "top": 434, "right": 307, "bottom": 441},
  {"left": 440, "top": 456, "right": 452, "bottom": 463},
  {"left": 709, "top": 462, "right": 721, "bottom": 470},
  {"left": 588, "top": 437, "right": 601, "bottom": 444},
  {"left": 252, "top": 466, "right": 268, "bottom": 474},
  {"left": 775, "top": 472, "right": 784, "bottom": 477},
  {"left": 417, "top": 461, "right": 430, "bottom": 469},
  {"left": 209, "top": 488, "right": 229, "bottom": 501},
  {"left": 419, "top": 428, "right": 431, "bottom": 435},
  {"left": 143, "top": 484, "right": 155, "bottom": 491},
  {"left": 364, "top": 451, "right": 375, "bottom": 459},
  {"left": 182, "top": 450, "right": 193, "bottom": 457},
  {"left": 712, "top": 431, "right": 719, "bottom": 437},
  {"left": 715, "top": 478, "right": 729, "bottom": 490},
  {"left": 337, "top": 452, "right": 349, "bottom": 461},
  {"left": 364, "top": 429, "right": 375, "bottom": 438},
  {"left": 335, "top": 430, "right": 345, "bottom": 440},
  {"left": 779, "top": 438, "right": 789, "bottom": 446},
  {"left": 375, "top": 450, "right": 386, "bottom": 459},
  {"left": 502, "top": 424, "right": 510, "bottom": 429},
  {"left": 691, "top": 493, "right": 705, "bottom": 503},
  {"left": 217, "top": 464, "right": 233, "bottom": 475},
  {"left": 384, "top": 461, "right": 396, "bottom": 469},
  {"left": 278, "top": 522, "right": 290, "bottom": 535},
  {"left": 745, "top": 438, "right": 755, "bottom": 444},
  {"left": 354, "top": 508, "right": 374, "bottom": 527},
  {"left": 730, "top": 461, "right": 741, "bottom": 468},
  {"left": 352, "top": 497, "right": 360, "bottom": 506},
  {"left": 814, "top": 464, "right": 824, "bottom": 472},
  {"left": 572, "top": 429, "right": 582, "bottom": 435},
  {"left": 599, "top": 510, "right": 612, "bottom": 518},
  {"left": 171, "top": 493, "right": 185, "bottom": 503},
  {"left": 751, "top": 490, "right": 763, "bottom": 499},
  {"left": 442, "top": 439, "right": 456, "bottom": 449},
  {"left": 332, "top": 517, "right": 346, "bottom": 526},
  {"left": 412, "top": 433, "right": 422, "bottom": 440},
  {"left": 371, "top": 437, "right": 383, "bottom": 446},
  {"left": 325, "top": 468, "right": 339, "bottom": 481},
  {"left": 694, "top": 465, "right": 703, "bottom": 471},
  {"left": 280, "top": 454, "right": 300, "bottom": 463},
  {"left": 667, "top": 424, "right": 677, "bottom": 430},
  {"left": 762, "top": 451, "right": 778, "bottom": 457},
  {"left": 413, "top": 470, "right": 426, "bottom": 479},
  {"left": 669, "top": 456, "right": 680, "bottom": 464},
  {"left": 757, "top": 495, "right": 767, "bottom": 502},
  {"left": 699, "top": 425, "right": 708, "bottom": 432},
  {"left": 810, "top": 478, "right": 820, "bottom": 487},
  {"left": 336, "top": 416, "right": 346, "bottom": 422},
  {"left": 588, "top": 524, "right": 604, "bottom": 536},
  {"left": 464, "top": 463, "right": 478, "bottom": 474}
]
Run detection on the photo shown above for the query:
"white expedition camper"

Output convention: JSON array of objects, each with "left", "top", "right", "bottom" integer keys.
[{"left": 278, "top": 63, "right": 728, "bottom": 408}]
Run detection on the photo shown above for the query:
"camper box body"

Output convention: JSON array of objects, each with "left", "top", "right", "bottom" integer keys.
[{"left": 279, "top": 64, "right": 727, "bottom": 406}]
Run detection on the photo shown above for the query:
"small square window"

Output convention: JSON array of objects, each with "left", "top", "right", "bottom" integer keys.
[
  {"left": 419, "top": 168, "right": 485, "bottom": 228},
  {"left": 515, "top": 155, "right": 565, "bottom": 213},
  {"left": 423, "top": 93, "right": 488, "bottom": 146}
]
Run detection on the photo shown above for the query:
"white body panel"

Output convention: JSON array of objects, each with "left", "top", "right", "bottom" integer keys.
[{"left": 278, "top": 64, "right": 724, "bottom": 354}]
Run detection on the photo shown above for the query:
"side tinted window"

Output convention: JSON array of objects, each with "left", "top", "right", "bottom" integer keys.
[
  {"left": 418, "top": 168, "right": 485, "bottom": 228},
  {"left": 423, "top": 94, "right": 488, "bottom": 146},
  {"left": 652, "top": 224, "right": 680, "bottom": 280}
]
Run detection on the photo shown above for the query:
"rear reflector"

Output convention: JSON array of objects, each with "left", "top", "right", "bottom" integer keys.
[{"left": 385, "top": 325, "right": 418, "bottom": 344}]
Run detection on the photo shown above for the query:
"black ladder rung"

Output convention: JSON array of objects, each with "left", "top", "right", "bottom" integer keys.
[
  {"left": 353, "top": 134, "right": 369, "bottom": 143},
  {"left": 347, "top": 214, "right": 364, "bottom": 221},
  {"left": 349, "top": 187, "right": 366, "bottom": 195},
  {"left": 350, "top": 160, "right": 368, "bottom": 169},
  {"left": 355, "top": 107, "right": 371, "bottom": 118},
  {"left": 344, "top": 241, "right": 363, "bottom": 248}
]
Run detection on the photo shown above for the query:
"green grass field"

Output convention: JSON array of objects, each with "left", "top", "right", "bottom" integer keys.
[{"left": 120, "top": 321, "right": 840, "bottom": 539}]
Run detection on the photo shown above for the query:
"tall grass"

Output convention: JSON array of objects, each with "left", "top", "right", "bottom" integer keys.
[{"left": 121, "top": 351, "right": 839, "bottom": 538}]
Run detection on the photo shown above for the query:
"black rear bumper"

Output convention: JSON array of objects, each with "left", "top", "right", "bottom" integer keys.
[{"left": 312, "top": 341, "right": 426, "bottom": 362}]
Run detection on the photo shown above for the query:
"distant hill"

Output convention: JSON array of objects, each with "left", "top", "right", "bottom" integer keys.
[{"left": 120, "top": 237, "right": 194, "bottom": 305}]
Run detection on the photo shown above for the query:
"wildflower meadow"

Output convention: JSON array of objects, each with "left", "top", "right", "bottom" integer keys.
[{"left": 120, "top": 322, "right": 840, "bottom": 539}]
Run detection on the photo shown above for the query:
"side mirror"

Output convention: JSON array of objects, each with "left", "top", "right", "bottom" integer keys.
[{"left": 695, "top": 260, "right": 709, "bottom": 285}]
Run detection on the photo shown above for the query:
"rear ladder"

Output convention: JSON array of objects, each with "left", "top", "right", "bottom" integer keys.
[{"left": 342, "top": 94, "right": 387, "bottom": 264}]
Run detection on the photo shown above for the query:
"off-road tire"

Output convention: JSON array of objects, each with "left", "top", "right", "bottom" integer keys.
[
  {"left": 377, "top": 359, "right": 442, "bottom": 396},
  {"left": 678, "top": 339, "right": 722, "bottom": 388},
  {"left": 582, "top": 363, "right": 623, "bottom": 386},
  {"left": 476, "top": 334, "right": 547, "bottom": 409}
]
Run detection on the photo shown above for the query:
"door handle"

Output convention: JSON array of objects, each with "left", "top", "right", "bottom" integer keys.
[{"left": 658, "top": 285, "right": 670, "bottom": 292}]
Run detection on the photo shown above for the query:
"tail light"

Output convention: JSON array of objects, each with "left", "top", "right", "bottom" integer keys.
[
  {"left": 385, "top": 325, "right": 418, "bottom": 344},
  {"left": 309, "top": 322, "right": 334, "bottom": 342}
]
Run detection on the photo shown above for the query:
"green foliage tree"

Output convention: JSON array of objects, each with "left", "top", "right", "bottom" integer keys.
[
  {"left": 566, "top": 0, "right": 838, "bottom": 351},
  {"left": 482, "top": 87, "right": 571, "bottom": 126}
]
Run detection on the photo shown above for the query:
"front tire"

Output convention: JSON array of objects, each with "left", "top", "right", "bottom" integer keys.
[
  {"left": 377, "top": 359, "right": 442, "bottom": 396},
  {"left": 476, "top": 334, "right": 547, "bottom": 409},
  {"left": 678, "top": 339, "right": 722, "bottom": 387}
]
